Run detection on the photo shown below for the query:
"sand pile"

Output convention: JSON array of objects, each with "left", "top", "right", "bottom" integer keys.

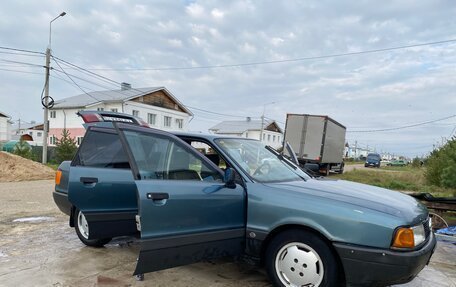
[{"left": 0, "top": 152, "right": 55, "bottom": 182}]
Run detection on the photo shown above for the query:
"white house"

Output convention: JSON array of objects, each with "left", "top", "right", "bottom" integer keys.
[
  {"left": 11, "top": 121, "right": 44, "bottom": 145},
  {"left": 49, "top": 84, "right": 193, "bottom": 146},
  {"left": 344, "top": 143, "right": 372, "bottom": 159},
  {"left": 209, "top": 117, "right": 283, "bottom": 149},
  {"left": 0, "top": 111, "right": 12, "bottom": 142}
]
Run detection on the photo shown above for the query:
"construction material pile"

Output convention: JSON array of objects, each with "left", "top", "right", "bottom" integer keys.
[{"left": 0, "top": 152, "right": 55, "bottom": 182}]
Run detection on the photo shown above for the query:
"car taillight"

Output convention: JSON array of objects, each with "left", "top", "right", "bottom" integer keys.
[
  {"left": 80, "top": 113, "right": 103, "bottom": 123},
  {"left": 55, "top": 170, "right": 62, "bottom": 185}
]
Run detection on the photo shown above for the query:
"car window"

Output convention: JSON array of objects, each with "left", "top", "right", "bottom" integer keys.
[
  {"left": 123, "top": 130, "right": 223, "bottom": 182},
  {"left": 75, "top": 130, "right": 130, "bottom": 169},
  {"left": 215, "top": 138, "right": 310, "bottom": 183},
  {"left": 188, "top": 141, "right": 227, "bottom": 170}
]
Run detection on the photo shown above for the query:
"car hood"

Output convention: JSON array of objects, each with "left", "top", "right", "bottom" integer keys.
[{"left": 264, "top": 178, "right": 428, "bottom": 222}]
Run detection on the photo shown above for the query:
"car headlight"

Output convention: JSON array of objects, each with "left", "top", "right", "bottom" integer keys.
[{"left": 392, "top": 224, "right": 426, "bottom": 249}]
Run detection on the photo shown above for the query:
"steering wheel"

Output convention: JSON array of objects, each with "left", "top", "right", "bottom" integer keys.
[{"left": 253, "top": 162, "right": 271, "bottom": 176}]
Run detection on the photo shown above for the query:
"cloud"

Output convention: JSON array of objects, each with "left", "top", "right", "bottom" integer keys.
[{"left": 1, "top": 0, "right": 456, "bottom": 157}]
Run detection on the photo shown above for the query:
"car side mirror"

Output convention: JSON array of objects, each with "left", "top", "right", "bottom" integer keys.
[{"left": 224, "top": 168, "right": 236, "bottom": 189}]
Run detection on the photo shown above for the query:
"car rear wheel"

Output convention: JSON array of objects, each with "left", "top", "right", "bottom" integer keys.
[
  {"left": 265, "top": 230, "right": 338, "bottom": 287},
  {"left": 75, "top": 209, "right": 111, "bottom": 247}
]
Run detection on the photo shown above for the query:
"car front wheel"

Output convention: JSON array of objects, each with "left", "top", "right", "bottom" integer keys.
[
  {"left": 265, "top": 230, "right": 338, "bottom": 287},
  {"left": 75, "top": 209, "right": 111, "bottom": 247}
]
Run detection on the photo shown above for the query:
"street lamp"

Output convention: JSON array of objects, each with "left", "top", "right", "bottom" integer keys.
[
  {"left": 42, "top": 11, "right": 66, "bottom": 164},
  {"left": 49, "top": 12, "right": 66, "bottom": 49}
]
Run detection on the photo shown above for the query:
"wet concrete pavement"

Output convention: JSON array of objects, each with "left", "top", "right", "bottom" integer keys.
[{"left": 0, "top": 180, "right": 455, "bottom": 286}]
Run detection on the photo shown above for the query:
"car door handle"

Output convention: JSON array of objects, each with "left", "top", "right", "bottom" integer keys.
[
  {"left": 146, "top": 193, "right": 169, "bottom": 200},
  {"left": 80, "top": 177, "right": 98, "bottom": 184}
]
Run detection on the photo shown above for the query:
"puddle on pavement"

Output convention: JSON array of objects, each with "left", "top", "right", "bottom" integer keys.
[{"left": 12, "top": 216, "right": 55, "bottom": 223}]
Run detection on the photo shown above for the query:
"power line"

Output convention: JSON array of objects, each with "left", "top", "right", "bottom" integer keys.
[
  {"left": 70, "top": 38, "right": 456, "bottom": 71},
  {"left": 347, "top": 114, "right": 456, "bottom": 133},
  {"left": 187, "top": 106, "right": 249, "bottom": 118},
  {"left": 0, "top": 58, "right": 44, "bottom": 68},
  {"left": 52, "top": 68, "right": 119, "bottom": 93},
  {"left": 0, "top": 46, "right": 45, "bottom": 55},
  {"left": 52, "top": 58, "right": 101, "bottom": 102},
  {"left": 0, "top": 51, "right": 45, "bottom": 58},
  {"left": 0, "top": 67, "right": 43, "bottom": 75},
  {"left": 52, "top": 55, "right": 119, "bottom": 86}
]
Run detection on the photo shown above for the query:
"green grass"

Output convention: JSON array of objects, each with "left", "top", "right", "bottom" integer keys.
[
  {"left": 334, "top": 167, "right": 456, "bottom": 197},
  {"left": 45, "top": 163, "right": 59, "bottom": 170}
]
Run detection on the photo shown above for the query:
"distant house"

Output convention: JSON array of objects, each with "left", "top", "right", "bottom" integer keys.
[
  {"left": 0, "top": 111, "right": 12, "bottom": 142},
  {"left": 209, "top": 117, "right": 283, "bottom": 149},
  {"left": 11, "top": 121, "right": 44, "bottom": 145},
  {"left": 344, "top": 143, "right": 372, "bottom": 159},
  {"left": 48, "top": 84, "right": 193, "bottom": 146}
]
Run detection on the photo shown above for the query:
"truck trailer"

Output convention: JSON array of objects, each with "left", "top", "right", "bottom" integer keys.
[{"left": 283, "top": 114, "right": 346, "bottom": 175}]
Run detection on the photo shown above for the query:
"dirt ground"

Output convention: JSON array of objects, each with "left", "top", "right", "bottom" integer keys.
[
  {"left": 0, "top": 152, "right": 55, "bottom": 182},
  {"left": 0, "top": 180, "right": 455, "bottom": 287}
]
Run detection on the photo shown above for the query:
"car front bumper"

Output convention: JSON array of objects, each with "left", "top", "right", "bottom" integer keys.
[{"left": 334, "top": 233, "right": 436, "bottom": 286}]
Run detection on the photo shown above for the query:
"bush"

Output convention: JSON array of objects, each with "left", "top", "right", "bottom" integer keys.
[
  {"left": 13, "top": 138, "right": 32, "bottom": 159},
  {"left": 411, "top": 157, "right": 422, "bottom": 168},
  {"left": 425, "top": 137, "right": 456, "bottom": 188},
  {"left": 55, "top": 129, "right": 78, "bottom": 164}
]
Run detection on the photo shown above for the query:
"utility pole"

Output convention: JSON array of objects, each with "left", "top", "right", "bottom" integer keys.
[
  {"left": 42, "top": 12, "right": 66, "bottom": 164},
  {"left": 354, "top": 141, "right": 358, "bottom": 159},
  {"left": 42, "top": 47, "right": 51, "bottom": 163}
]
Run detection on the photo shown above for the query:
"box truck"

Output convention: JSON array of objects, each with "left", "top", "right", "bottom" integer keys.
[{"left": 283, "top": 114, "right": 346, "bottom": 175}]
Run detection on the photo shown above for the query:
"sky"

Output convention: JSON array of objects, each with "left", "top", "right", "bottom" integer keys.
[{"left": 1, "top": 0, "right": 456, "bottom": 157}]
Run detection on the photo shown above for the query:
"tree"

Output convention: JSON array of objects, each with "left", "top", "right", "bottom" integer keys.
[
  {"left": 55, "top": 129, "right": 78, "bottom": 163},
  {"left": 13, "top": 138, "right": 32, "bottom": 159},
  {"left": 425, "top": 137, "right": 456, "bottom": 189}
]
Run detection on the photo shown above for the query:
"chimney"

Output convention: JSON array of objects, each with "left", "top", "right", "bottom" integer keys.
[
  {"left": 121, "top": 82, "right": 131, "bottom": 90},
  {"left": 246, "top": 117, "right": 251, "bottom": 122}
]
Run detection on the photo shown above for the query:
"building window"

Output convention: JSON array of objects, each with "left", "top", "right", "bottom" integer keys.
[
  {"left": 164, "top": 116, "right": 172, "bottom": 127},
  {"left": 175, "top": 119, "right": 183, "bottom": 129},
  {"left": 111, "top": 108, "right": 118, "bottom": 112},
  {"left": 148, "top": 113, "right": 156, "bottom": 125},
  {"left": 37, "top": 132, "right": 42, "bottom": 137},
  {"left": 267, "top": 134, "right": 271, "bottom": 141},
  {"left": 50, "top": 111, "right": 56, "bottom": 118},
  {"left": 49, "top": 135, "right": 57, "bottom": 145},
  {"left": 77, "top": 137, "right": 84, "bottom": 146},
  {"left": 262, "top": 134, "right": 265, "bottom": 140},
  {"left": 29, "top": 132, "right": 33, "bottom": 136},
  {"left": 97, "top": 108, "right": 104, "bottom": 111},
  {"left": 132, "top": 110, "right": 139, "bottom": 117},
  {"left": 273, "top": 135, "right": 276, "bottom": 142}
]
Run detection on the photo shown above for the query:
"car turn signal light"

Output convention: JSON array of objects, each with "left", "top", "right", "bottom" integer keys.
[
  {"left": 392, "top": 227, "right": 414, "bottom": 248},
  {"left": 55, "top": 170, "right": 62, "bottom": 185}
]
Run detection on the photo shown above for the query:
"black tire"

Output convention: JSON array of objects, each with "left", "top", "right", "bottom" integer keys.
[
  {"left": 74, "top": 209, "right": 111, "bottom": 247},
  {"left": 265, "top": 229, "right": 338, "bottom": 287}
]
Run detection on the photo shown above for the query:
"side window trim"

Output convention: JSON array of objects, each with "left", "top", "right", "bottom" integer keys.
[{"left": 114, "top": 123, "right": 142, "bottom": 180}]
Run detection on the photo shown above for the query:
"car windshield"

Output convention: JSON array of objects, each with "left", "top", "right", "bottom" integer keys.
[
  {"left": 367, "top": 155, "right": 380, "bottom": 161},
  {"left": 215, "top": 138, "right": 310, "bottom": 183}
]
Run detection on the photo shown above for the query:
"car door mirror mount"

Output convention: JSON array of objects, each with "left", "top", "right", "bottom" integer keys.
[{"left": 224, "top": 168, "right": 236, "bottom": 189}]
